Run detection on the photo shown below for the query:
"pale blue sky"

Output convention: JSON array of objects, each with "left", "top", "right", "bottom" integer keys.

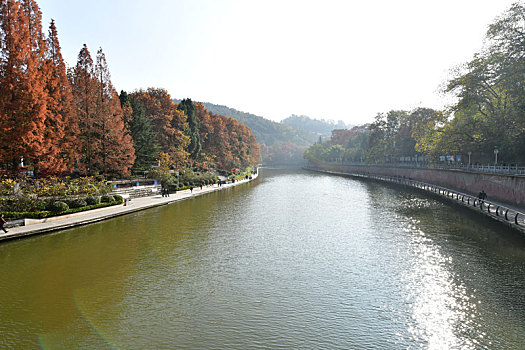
[{"left": 40, "top": 0, "right": 518, "bottom": 125}]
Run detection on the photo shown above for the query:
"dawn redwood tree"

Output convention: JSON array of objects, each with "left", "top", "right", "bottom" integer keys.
[
  {"left": 92, "top": 48, "right": 135, "bottom": 176},
  {"left": 206, "top": 111, "right": 231, "bottom": 169},
  {"left": 69, "top": 44, "right": 98, "bottom": 173},
  {"left": 0, "top": 0, "right": 48, "bottom": 174},
  {"left": 41, "top": 19, "right": 78, "bottom": 174},
  {"left": 69, "top": 45, "right": 135, "bottom": 176}
]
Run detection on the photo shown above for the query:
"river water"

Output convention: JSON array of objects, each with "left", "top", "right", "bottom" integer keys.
[{"left": 1, "top": 168, "right": 525, "bottom": 349}]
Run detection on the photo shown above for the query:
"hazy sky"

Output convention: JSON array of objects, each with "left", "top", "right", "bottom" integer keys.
[{"left": 40, "top": 0, "right": 517, "bottom": 125}]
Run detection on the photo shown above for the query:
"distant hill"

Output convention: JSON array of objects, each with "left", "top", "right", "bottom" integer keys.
[
  {"left": 282, "top": 115, "right": 352, "bottom": 141},
  {"left": 195, "top": 101, "right": 313, "bottom": 146},
  {"left": 173, "top": 99, "right": 350, "bottom": 165}
]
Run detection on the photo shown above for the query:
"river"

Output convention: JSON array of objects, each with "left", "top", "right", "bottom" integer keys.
[{"left": 1, "top": 168, "right": 525, "bottom": 349}]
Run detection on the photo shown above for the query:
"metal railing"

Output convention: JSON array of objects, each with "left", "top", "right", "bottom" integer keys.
[
  {"left": 308, "top": 166, "right": 525, "bottom": 233},
  {"left": 322, "top": 161, "right": 525, "bottom": 175}
]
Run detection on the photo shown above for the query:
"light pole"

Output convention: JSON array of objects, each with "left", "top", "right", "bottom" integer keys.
[
  {"left": 468, "top": 151, "right": 471, "bottom": 168},
  {"left": 494, "top": 147, "right": 499, "bottom": 166}
]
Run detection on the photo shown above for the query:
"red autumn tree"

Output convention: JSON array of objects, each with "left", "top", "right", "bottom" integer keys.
[
  {"left": 129, "top": 88, "right": 188, "bottom": 167},
  {"left": 195, "top": 103, "right": 259, "bottom": 170},
  {"left": 0, "top": 0, "right": 47, "bottom": 174},
  {"left": 41, "top": 19, "right": 78, "bottom": 174},
  {"left": 69, "top": 45, "right": 134, "bottom": 176},
  {"left": 68, "top": 44, "right": 98, "bottom": 174},
  {"left": 92, "top": 48, "right": 135, "bottom": 176}
]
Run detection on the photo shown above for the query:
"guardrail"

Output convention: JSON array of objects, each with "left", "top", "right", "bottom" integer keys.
[
  {"left": 322, "top": 161, "right": 525, "bottom": 175},
  {"left": 308, "top": 167, "right": 525, "bottom": 233},
  {"left": 427, "top": 163, "right": 525, "bottom": 175}
]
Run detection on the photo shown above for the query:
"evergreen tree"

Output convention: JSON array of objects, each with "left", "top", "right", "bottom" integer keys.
[
  {"left": 177, "top": 98, "right": 201, "bottom": 160},
  {"left": 119, "top": 91, "right": 160, "bottom": 173}
]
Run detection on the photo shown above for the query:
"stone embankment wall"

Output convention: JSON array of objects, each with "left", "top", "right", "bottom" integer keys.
[{"left": 311, "top": 163, "right": 525, "bottom": 209}]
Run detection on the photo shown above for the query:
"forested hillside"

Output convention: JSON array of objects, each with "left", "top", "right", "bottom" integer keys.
[
  {"left": 174, "top": 100, "right": 313, "bottom": 164},
  {"left": 282, "top": 115, "right": 352, "bottom": 141}
]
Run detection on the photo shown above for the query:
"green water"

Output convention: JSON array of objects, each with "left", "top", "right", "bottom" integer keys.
[{"left": 1, "top": 168, "right": 525, "bottom": 349}]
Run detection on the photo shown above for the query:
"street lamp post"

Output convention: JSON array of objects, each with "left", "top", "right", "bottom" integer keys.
[
  {"left": 494, "top": 147, "right": 499, "bottom": 166},
  {"left": 468, "top": 151, "right": 471, "bottom": 168}
]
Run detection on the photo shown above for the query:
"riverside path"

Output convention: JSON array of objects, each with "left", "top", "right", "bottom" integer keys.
[{"left": 0, "top": 174, "right": 258, "bottom": 243}]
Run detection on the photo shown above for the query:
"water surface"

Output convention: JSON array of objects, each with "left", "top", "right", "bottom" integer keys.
[{"left": 1, "top": 168, "right": 524, "bottom": 349}]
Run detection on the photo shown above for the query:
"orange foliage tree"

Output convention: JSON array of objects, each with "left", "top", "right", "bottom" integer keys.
[
  {"left": 68, "top": 45, "right": 134, "bottom": 176},
  {"left": 92, "top": 48, "right": 135, "bottom": 176},
  {"left": 0, "top": 0, "right": 48, "bottom": 174},
  {"left": 68, "top": 45, "right": 99, "bottom": 174},
  {"left": 194, "top": 102, "right": 260, "bottom": 170},
  {"left": 129, "top": 88, "right": 189, "bottom": 168},
  {"left": 41, "top": 19, "right": 78, "bottom": 174}
]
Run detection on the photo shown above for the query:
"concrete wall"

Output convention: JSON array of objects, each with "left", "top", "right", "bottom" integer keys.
[{"left": 314, "top": 163, "right": 525, "bottom": 209}]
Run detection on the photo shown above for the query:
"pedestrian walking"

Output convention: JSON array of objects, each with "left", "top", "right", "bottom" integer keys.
[
  {"left": 478, "top": 190, "right": 487, "bottom": 201},
  {"left": 0, "top": 214, "right": 8, "bottom": 233}
]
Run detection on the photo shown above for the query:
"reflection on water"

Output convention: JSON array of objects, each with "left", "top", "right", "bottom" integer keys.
[
  {"left": 403, "top": 217, "right": 480, "bottom": 349},
  {"left": 1, "top": 168, "right": 525, "bottom": 349}
]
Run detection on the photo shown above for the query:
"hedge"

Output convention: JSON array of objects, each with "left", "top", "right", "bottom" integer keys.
[{"left": 3, "top": 198, "right": 123, "bottom": 220}]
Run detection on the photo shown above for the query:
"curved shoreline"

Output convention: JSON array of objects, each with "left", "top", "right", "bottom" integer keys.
[
  {"left": 0, "top": 173, "right": 259, "bottom": 243},
  {"left": 305, "top": 166, "right": 525, "bottom": 235}
]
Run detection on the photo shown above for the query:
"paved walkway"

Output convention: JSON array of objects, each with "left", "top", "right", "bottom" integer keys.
[{"left": 0, "top": 175, "right": 258, "bottom": 242}]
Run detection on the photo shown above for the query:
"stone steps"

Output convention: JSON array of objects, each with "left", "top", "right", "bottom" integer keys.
[{"left": 110, "top": 185, "right": 161, "bottom": 199}]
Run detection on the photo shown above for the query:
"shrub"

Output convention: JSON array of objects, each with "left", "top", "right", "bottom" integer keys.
[
  {"left": 4, "top": 198, "right": 124, "bottom": 220},
  {"left": 100, "top": 195, "right": 115, "bottom": 203},
  {"left": 69, "top": 198, "right": 87, "bottom": 208},
  {"left": 85, "top": 196, "right": 100, "bottom": 205},
  {"left": 112, "top": 195, "right": 123, "bottom": 204},
  {"left": 48, "top": 201, "right": 69, "bottom": 212},
  {"left": 0, "top": 197, "right": 47, "bottom": 212}
]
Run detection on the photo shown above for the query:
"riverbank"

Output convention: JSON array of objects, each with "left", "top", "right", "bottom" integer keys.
[
  {"left": 307, "top": 162, "right": 525, "bottom": 208},
  {"left": 305, "top": 166, "right": 525, "bottom": 235},
  {"left": 0, "top": 173, "right": 258, "bottom": 243}
]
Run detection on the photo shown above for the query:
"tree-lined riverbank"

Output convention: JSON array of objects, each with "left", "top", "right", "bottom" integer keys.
[{"left": 0, "top": 172, "right": 258, "bottom": 242}]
